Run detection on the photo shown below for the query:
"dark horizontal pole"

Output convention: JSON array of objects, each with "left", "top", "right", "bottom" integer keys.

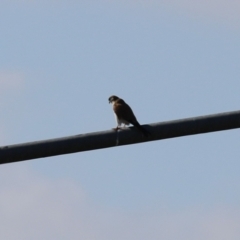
[{"left": 1, "top": 110, "right": 240, "bottom": 164}]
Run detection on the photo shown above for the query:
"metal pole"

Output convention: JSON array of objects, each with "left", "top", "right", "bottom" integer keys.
[{"left": 1, "top": 110, "right": 240, "bottom": 164}]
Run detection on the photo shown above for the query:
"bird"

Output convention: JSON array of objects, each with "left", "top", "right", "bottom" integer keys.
[{"left": 108, "top": 95, "right": 150, "bottom": 137}]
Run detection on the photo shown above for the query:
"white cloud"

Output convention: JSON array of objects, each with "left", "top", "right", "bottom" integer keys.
[
  {"left": 0, "top": 165, "right": 88, "bottom": 240},
  {"left": 0, "top": 164, "right": 239, "bottom": 240}
]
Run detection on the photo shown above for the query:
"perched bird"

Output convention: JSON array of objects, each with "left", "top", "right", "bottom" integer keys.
[{"left": 108, "top": 95, "right": 150, "bottom": 137}]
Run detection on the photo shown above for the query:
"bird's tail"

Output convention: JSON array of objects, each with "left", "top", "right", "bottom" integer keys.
[{"left": 131, "top": 121, "right": 151, "bottom": 137}]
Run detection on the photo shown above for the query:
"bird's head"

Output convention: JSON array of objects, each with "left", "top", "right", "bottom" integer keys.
[{"left": 108, "top": 95, "right": 120, "bottom": 104}]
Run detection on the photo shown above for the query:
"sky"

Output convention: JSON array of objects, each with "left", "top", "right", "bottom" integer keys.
[{"left": 0, "top": 0, "right": 240, "bottom": 239}]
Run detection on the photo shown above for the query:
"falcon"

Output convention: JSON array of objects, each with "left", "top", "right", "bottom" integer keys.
[{"left": 108, "top": 95, "right": 150, "bottom": 137}]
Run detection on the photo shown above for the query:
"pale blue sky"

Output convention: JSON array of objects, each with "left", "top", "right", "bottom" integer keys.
[{"left": 1, "top": 1, "right": 240, "bottom": 239}]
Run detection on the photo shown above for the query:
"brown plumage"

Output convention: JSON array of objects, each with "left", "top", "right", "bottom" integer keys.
[{"left": 108, "top": 95, "right": 150, "bottom": 137}]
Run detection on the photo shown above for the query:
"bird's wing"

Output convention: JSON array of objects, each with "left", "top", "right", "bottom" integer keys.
[
  {"left": 113, "top": 100, "right": 137, "bottom": 122},
  {"left": 114, "top": 99, "right": 150, "bottom": 137}
]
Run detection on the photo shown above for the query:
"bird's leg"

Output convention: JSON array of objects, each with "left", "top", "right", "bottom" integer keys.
[{"left": 112, "top": 125, "right": 122, "bottom": 131}]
